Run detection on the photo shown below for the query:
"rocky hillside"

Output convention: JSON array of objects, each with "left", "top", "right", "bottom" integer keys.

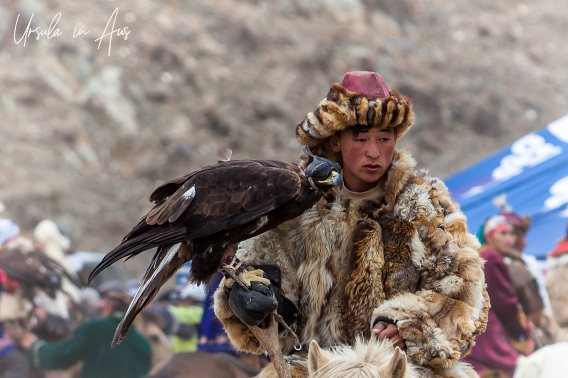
[{"left": 1, "top": 0, "right": 567, "bottom": 277}]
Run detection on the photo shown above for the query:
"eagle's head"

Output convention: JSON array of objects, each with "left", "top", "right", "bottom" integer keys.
[{"left": 301, "top": 145, "right": 343, "bottom": 190}]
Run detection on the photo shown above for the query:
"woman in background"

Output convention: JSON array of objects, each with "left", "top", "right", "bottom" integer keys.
[{"left": 465, "top": 214, "right": 534, "bottom": 377}]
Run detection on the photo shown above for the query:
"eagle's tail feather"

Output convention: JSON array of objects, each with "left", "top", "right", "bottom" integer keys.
[
  {"left": 111, "top": 243, "right": 186, "bottom": 347},
  {"left": 88, "top": 227, "right": 186, "bottom": 284}
]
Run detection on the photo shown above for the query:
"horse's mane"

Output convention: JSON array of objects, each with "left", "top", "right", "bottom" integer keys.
[{"left": 309, "top": 337, "right": 420, "bottom": 378}]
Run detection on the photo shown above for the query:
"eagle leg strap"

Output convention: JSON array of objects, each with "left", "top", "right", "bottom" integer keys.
[
  {"left": 220, "top": 255, "right": 250, "bottom": 291},
  {"left": 274, "top": 313, "right": 301, "bottom": 350}
]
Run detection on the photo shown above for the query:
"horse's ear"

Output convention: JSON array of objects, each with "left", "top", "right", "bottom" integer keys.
[
  {"left": 378, "top": 346, "right": 407, "bottom": 378},
  {"left": 308, "top": 340, "right": 330, "bottom": 373}
]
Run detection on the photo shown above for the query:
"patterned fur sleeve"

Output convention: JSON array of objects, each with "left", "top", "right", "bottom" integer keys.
[{"left": 372, "top": 177, "right": 490, "bottom": 369}]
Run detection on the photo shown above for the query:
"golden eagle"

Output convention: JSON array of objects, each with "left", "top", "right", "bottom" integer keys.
[{"left": 88, "top": 146, "right": 342, "bottom": 346}]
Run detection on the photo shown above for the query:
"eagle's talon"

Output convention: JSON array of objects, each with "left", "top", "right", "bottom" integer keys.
[
  {"left": 241, "top": 268, "right": 272, "bottom": 288},
  {"left": 222, "top": 269, "right": 248, "bottom": 291}
]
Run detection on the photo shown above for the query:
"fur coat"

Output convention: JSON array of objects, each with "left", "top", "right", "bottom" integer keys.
[{"left": 214, "top": 149, "right": 489, "bottom": 375}]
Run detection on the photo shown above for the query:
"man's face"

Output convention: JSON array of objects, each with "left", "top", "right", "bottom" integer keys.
[{"left": 329, "top": 126, "right": 395, "bottom": 192}]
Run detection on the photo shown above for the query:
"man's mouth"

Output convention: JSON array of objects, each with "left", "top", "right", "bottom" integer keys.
[{"left": 364, "top": 164, "right": 380, "bottom": 172}]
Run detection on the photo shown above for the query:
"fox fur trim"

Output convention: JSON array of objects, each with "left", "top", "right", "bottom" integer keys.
[{"left": 296, "top": 83, "right": 414, "bottom": 163}]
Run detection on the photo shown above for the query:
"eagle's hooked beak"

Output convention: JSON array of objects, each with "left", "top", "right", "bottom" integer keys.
[{"left": 317, "top": 170, "right": 343, "bottom": 189}]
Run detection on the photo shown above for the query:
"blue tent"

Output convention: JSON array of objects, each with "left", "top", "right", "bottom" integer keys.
[{"left": 444, "top": 115, "right": 568, "bottom": 259}]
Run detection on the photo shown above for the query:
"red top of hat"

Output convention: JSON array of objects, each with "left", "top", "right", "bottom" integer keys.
[{"left": 340, "top": 71, "right": 390, "bottom": 98}]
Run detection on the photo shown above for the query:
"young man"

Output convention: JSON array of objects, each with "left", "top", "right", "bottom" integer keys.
[{"left": 214, "top": 71, "right": 488, "bottom": 376}]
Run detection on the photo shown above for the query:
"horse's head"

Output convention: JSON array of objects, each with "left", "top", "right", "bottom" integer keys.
[{"left": 307, "top": 338, "right": 417, "bottom": 378}]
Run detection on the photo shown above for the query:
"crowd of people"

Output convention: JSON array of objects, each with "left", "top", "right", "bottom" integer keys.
[
  {"left": 1, "top": 71, "right": 567, "bottom": 378},
  {"left": 0, "top": 217, "right": 267, "bottom": 378}
]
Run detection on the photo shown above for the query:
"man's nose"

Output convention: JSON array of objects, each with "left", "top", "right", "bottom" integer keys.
[{"left": 366, "top": 141, "right": 381, "bottom": 158}]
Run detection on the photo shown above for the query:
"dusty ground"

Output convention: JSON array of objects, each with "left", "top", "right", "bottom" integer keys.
[{"left": 1, "top": 0, "right": 567, "bottom": 277}]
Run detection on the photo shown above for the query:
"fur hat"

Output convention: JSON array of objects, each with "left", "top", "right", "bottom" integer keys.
[
  {"left": 34, "top": 219, "right": 71, "bottom": 252},
  {"left": 499, "top": 212, "right": 531, "bottom": 236},
  {"left": 296, "top": 71, "right": 414, "bottom": 162},
  {"left": 492, "top": 194, "right": 531, "bottom": 236}
]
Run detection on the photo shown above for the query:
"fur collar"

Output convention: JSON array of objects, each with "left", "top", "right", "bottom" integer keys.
[{"left": 377, "top": 148, "right": 417, "bottom": 216}]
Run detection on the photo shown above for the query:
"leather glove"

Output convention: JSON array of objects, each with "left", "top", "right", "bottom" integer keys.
[{"left": 227, "top": 280, "right": 278, "bottom": 327}]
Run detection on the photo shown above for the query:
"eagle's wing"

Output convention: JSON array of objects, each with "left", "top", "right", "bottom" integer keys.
[
  {"left": 90, "top": 160, "right": 301, "bottom": 283},
  {"left": 146, "top": 160, "right": 302, "bottom": 239}
]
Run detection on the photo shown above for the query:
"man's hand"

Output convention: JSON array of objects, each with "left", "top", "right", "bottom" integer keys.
[
  {"left": 19, "top": 330, "right": 38, "bottom": 350},
  {"left": 372, "top": 321, "right": 405, "bottom": 350},
  {"left": 227, "top": 281, "right": 278, "bottom": 327}
]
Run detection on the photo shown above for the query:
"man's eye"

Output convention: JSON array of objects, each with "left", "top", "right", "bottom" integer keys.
[
  {"left": 380, "top": 138, "right": 390, "bottom": 142},
  {"left": 355, "top": 138, "right": 366, "bottom": 142}
]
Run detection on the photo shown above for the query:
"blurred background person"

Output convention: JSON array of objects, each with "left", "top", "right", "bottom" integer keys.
[
  {"left": 0, "top": 218, "right": 83, "bottom": 345},
  {"left": 545, "top": 224, "right": 568, "bottom": 342},
  {"left": 19, "top": 284, "right": 152, "bottom": 378},
  {"left": 197, "top": 272, "right": 233, "bottom": 354},
  {"left": 168, "top": 283, "right": 205, "bottom": 353},
  {"left": 497, "top": 211, "right": 558, "bottom": 348},
  {"left": 466, "top": 214, "right": 534, "bottom": 377},
  {"left": 0, "top": 218, "right": 34, "bottom": 378},
  {"left": 33, "top": 219, "right": 82, "bottom": 305},
  {"left": 143, "top": 282, "right": 206, "bottom": 354}
]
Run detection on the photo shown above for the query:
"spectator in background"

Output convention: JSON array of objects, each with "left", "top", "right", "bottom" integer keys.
[
  {"left": 19, "top": 285, "right": 152, "bottom": 378},
  {"left": 545, "top": 224, "right": 568, "bottom": 342},
  {"left": 197, "top": 272, "right": 233, "bottom": 354},
  {"left": 0, "top": 218, "right": 33, "bottom": 378},
  {"left": 168, "top": 283, "right": 205, "bottom": 353},
  {"left": 498, "top": 212, "right": 557, "bottom": 348},
  {"left": 33, "top": 219, "right": 81, "bottom": 304},
  {"left": 1, "top": 273, "right": 33, "bottom": 378},
  {"left": 142, "top": 283, "right": 206, "bottom": 353},
  {"left": 466, "top": 214, "right": 534, "bottom": 377}
]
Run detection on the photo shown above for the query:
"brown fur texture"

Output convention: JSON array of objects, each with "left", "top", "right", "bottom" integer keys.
[
  {"left": 296, "top": 83, "right": 414, "bottom": 165},
  {"left": 214, "top": 149, "right": 488, "bottom": 376}
]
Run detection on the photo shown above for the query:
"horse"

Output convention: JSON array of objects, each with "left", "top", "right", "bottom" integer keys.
[
  {"left": 133, "top": 310, "right": 175, "bottom": 372},
  {"left": 255, "top": 338, "right": 418, "bottom": 378},
  {"left": 258, "top": 337, "right": 478, "bottom": 378},
  {"left": 514, "top": 341, "right": 568, "bottom": 378},
  {"left": 306, "top": 338, "right": 419, "bottom": 378}
]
